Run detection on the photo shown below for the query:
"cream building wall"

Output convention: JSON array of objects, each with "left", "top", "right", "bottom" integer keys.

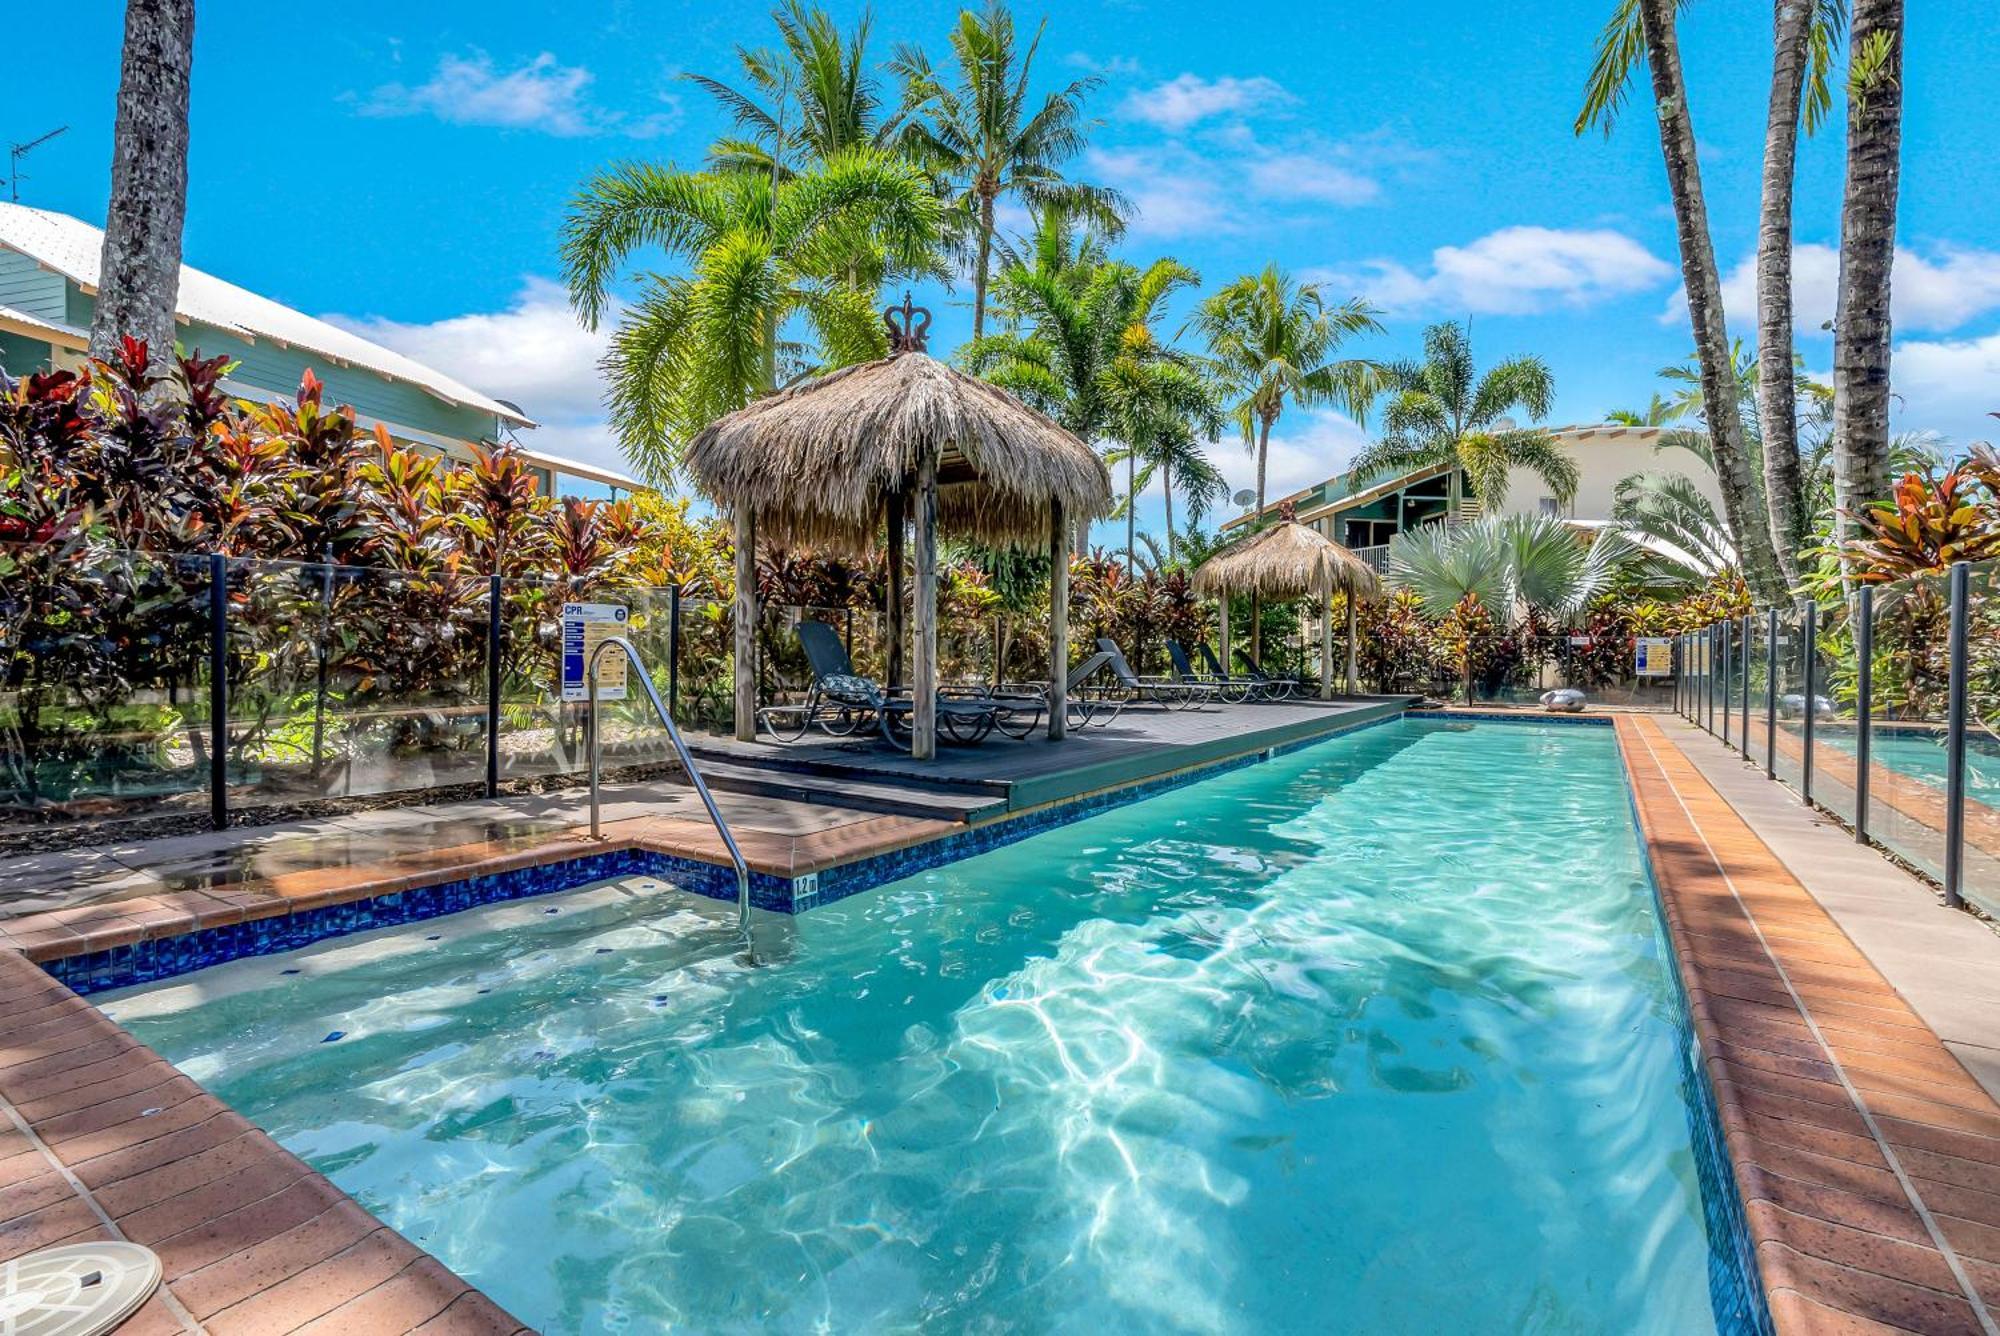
[{"left": 1492, "top": 425, "right": 1722, "bottom": 523}]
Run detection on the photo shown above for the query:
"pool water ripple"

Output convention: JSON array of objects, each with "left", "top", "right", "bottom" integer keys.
[{"left": 106, "top": 719, "right": 1738, "bottom": 1334}]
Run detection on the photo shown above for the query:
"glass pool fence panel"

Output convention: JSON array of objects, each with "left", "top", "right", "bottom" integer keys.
[
  {"left": 1861, "top": 572, "right": 1951, "bottom": 886},
  {"left": 1959, "top": 559, "right": 2000, "bottom": 917},
  {"left": 1771, "top": 605, "right": 1808, "bottom": 792},
  {"left": 0, "top": 547, "right": 214, "bottom": 837},
  {"left": 1810, "top": 601, "right": 1860, "bottom": 830},
  {"left": 1739, "top": 615, "right": 1768, "bottom": 773},
  {"left": 224, "top": 558, "right": 489, "bottom": 811}
]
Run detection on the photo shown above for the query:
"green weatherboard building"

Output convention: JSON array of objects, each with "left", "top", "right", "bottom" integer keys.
[{"left": 0, "top": 201, "right": 635, "bottom": 499}]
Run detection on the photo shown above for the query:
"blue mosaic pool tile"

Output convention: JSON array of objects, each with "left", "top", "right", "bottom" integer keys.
[
  {"left": 50, "top": 707, "right": 1417, "bottom": 995},
  {"left": 1405, "top": 708, "right": 1613, "bottom": 727}
]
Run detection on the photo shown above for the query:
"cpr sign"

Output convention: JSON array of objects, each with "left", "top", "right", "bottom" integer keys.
[
  {"left": 561, "top": 603, "right": 629, "bottom": 702},
  {"left": 1634, "top": 636, "right": 1672, "bottom": 677}
]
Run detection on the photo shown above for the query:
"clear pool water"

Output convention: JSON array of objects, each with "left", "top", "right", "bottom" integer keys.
[
  {"left": 107, "top": 718, "right": 1745, "bottom": 1334},
  {"left": 1823, "top": 727, "right": 2000, "bottom": 798}
]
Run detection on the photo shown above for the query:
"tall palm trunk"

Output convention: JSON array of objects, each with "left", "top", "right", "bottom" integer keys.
[
  {"left": 971, "top": 189, "right": 996, "bottom": 341},
  {"left": 1831, "top": 0, "right": 1903, "bottom": 556},
  {"left": 1251, "top": 411, "right": 1276, "bottom": 661},
  {"left": 1755, "top": 0, "right": 1812, "bottom": 584},
  {"left": 1637, "top": 0, "right": 1788, "bottom": 605},
  {"left": 1126, "top": 450, "right": 1137, "bottom": 570},
  {"left": 90, "top": 0, "right": 195, "bottom": 362},
  {"left": 1161, "top": 456, "right": 1175, "bottom": 558}
]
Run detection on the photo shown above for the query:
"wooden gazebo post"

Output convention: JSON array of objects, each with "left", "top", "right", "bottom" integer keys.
[
  {"left": 912, "top": 453, "right": 939, "bottom": 760},
  {"left": 1217, "top": 585, "right": 1231, "bottom": 681},
  {"left": 1345, "top": 595, "right": 1360, "bottom": 693},
  {"left": 1319, "top": 584, "right": 1335, "bottom": 700},
  {"left": 1048, "top": 499, "right": 1068, "bottom": 740},
  {"left": 884, "top": 492, "right": 905, "bottom": 690},
  {"left": 733, "top": 506, "right": 757, "bottom": 741}
]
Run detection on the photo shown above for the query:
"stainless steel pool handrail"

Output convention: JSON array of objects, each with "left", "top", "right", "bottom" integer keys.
[{"left": 586, "top": 635, "right": 753, "bottom": 943}]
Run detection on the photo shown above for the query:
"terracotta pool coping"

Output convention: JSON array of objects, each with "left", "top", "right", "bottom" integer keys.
[
  {"left": 0, "top": 950, "right": 528, "bottom": 1334},
  {"left": 1617, "top": 715, "right": 2000, "bottom": 1334}
]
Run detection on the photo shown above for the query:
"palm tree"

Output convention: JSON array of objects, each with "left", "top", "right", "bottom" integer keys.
[
  {"left": 1830, "top": 0, "right": 1903, "bottom": 556},
  {"left": 1190, "top": 265, "right": 1380, "bottom": 660},
  {"left": 1105, "top": 414, "right": 1227, "bottom": 561},
  {"left": 1348, "top": 321, "right": 1575, "bottom": 512},
  {"left": 1102, "top": 357, "right": 1224, "bottom": 566},
  {"left": 1190, "top": 266, "right": 1382, "bottom": 521},
  {"left": 1613, "top": 470, "right": 1735, "bottom": 591},
  {"left": 1388, "top": 514, "right": 1633, "bottom": 702},
  {"left": 1756, "top": 0, "right": 1849, "bottom": 582},
  {"left": 891, "top": 2, "right": 1126, "bottom": 340},
  {"left": 967, "top": 228, "right": 1210, "bottom": 567},
  {"left": 561, "top": 150, "right": 940, "bottom": 480},
  {"left": 683, "top": 2, "right": 914, "bottom": 180},
  {"left": 90, "top": 0, "right": 195, "bottom": 361},
  {"left": 1576, "top": 0, "right": 1787, "bottom": 605}
]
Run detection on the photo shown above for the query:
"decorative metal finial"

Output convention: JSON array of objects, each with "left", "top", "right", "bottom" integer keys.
[
  {"left": 1277, "top": 499, "right": 1299, "bottom": 524},
  {"left": 883, "top": 292, "right": 931, "bottom": 354}
]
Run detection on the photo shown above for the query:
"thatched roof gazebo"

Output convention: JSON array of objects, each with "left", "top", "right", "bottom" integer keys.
[
  {"left": 685, "top": 296, "right": 1112, "bottom": 758},
  {"left": 1192, "top": 508, "right": 1381, "bottom": 697}
]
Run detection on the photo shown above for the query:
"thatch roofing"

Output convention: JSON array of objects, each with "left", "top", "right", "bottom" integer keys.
[
  {"left": 1192, "top": 520, "right": 1382, "bottom": 601},
  {"left": 685, "top": 351, "right": 1111, "bottom": 551}
]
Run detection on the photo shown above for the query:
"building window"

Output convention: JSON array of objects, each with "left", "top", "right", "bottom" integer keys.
[{"left": 1538, "top": 496, "right": 1561, "bottom": 517}]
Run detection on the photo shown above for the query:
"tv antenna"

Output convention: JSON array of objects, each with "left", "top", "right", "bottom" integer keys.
[{"left": 7, "top": 126, "right": 68, "bottom": 203}]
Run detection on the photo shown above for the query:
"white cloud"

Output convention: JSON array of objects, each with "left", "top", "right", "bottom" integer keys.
[
  {"left": 1067, "top": 51, "right": 1142, "bottom": 77},
  {"left": 359, "top": 51, "right": 678, "bottom": 139},
  {"left": 1087, "top": 146, "right": 1239, "bottom": 240},
  {"left": 324, "top": 278, "right": 636, "bottom": 477},
  {"left": 1243, "top": 152, "right": 1379, "bottom": 206},
  {"left": 1087, "top": 132, "right": 1400, "bottom": 240},
  {"left": 1687, "top": 243, "right": 2000, "bottom": 335},
  {"left": 1326, "top": 226, "right": 1673, "bottom": 316},
  {"left": 1887, "top": 330, "right": 2000, "bottom": 450},
  {"left": 1121, "top": 74, "right": 1294, "bottom": 131},
  {"left": 1203, "top": 411, "right": 1371, "bottom": 507}
]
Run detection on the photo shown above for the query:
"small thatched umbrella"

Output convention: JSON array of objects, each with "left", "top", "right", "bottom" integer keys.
[
  {"left": 685, "top": 296, "right": 1111, "bottom": 758},
  {"left": 1192, "top": 505, "right": 1381, "bottom": 697}
]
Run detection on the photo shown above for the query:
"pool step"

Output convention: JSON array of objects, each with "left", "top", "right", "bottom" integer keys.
[
  {"left": 683, "top": 740, "right": 1013, "bottom": 796},
  {"left": 662, "top": 757, "right": 1006, "bottom": 824}
]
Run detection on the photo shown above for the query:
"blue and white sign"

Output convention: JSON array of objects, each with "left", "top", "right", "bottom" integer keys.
[
  {"left": 561, "top": 602, "right": 629, "bottom": 702},
  {"left": 1634, "top": 636, "right": 1672, "bottom": 677}
]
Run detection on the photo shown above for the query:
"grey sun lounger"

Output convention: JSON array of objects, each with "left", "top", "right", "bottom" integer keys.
[
  {"left": 1095, "top": 638, "right": 1215, "bottom": 710},
  {"left": 758, "top": 620, "right": 1037, "bottom": 749},
  {"left": 1232, "top": 648, "right": 1304, "bottom": 701},
  {"left": 1168, "top": 639, "right": 1253, "bottom": 703}
]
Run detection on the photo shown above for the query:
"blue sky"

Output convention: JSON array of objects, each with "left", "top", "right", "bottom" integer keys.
[{"left": 7, "top": 1, "right": 1998, "bottom": 542}]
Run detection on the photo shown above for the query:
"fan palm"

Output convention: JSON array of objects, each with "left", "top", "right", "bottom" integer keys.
[
  {"left": 1388, "top": 514, "right": 1633, "bottom": 700},
  {"left": 1348, "top": 321, "right": 1575, "bottom": 512},
  {"left": 891, "top": 1, "right": 1127, "bottom": 340},
  {"left": 561, "top": 150, "right": 940, "bottom": 481}
]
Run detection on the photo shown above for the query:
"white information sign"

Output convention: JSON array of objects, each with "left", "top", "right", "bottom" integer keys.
[
  {"left": 1634, "top": 636, "right": 1673, "bottom": 677},
  {"left": 561, "top": 602, "right": 629, "bottom": 702}
]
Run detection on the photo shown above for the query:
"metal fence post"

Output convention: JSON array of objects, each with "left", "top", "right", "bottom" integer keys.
[
  {"left": 485, "top": 573, "right": 502, "bottom": 798},
  {"left": 1855, "top": 586, "right": 1873, "bottom": 845},
  {"left": 1707, "top": 624, "right": 1717, "bottom": 733},
  {"left": 1945, "top": 561, "right": 1970, "bottom": 909},
  {"left": 1802, "top": 601, "right": 1817, "bottom": 803},
  {"left": 1739, "top": 613, "right": 1752, "bottom": 750},
  {"left": 1721, "top": 619, "right": 1733, "bottom": 747},
  {"left": 667, "top": 585, "right": 683, "bottom": 723},
  {"left": 208, "top": 552, "right": 228, "bottom": 831},
  {"left": 1765, "top": 607, "right": 1778, "bottom": 780}
]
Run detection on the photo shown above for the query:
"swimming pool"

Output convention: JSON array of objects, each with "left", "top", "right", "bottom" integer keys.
[{"left": 103, "top": 718, "right": 1760, "bottom": 1333}]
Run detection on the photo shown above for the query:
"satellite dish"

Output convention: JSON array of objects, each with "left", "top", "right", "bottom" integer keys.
[
  {"left": 1494, "top": 416, "right": 1518, "bottom": 432},
  {"left": 1232, "top": 489, "right": 1257, "bottom": 508}
]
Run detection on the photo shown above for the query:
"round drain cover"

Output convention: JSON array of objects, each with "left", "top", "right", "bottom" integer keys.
[{"left": 0, "top": 1242, "right": 162, "bottom": 1336}]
